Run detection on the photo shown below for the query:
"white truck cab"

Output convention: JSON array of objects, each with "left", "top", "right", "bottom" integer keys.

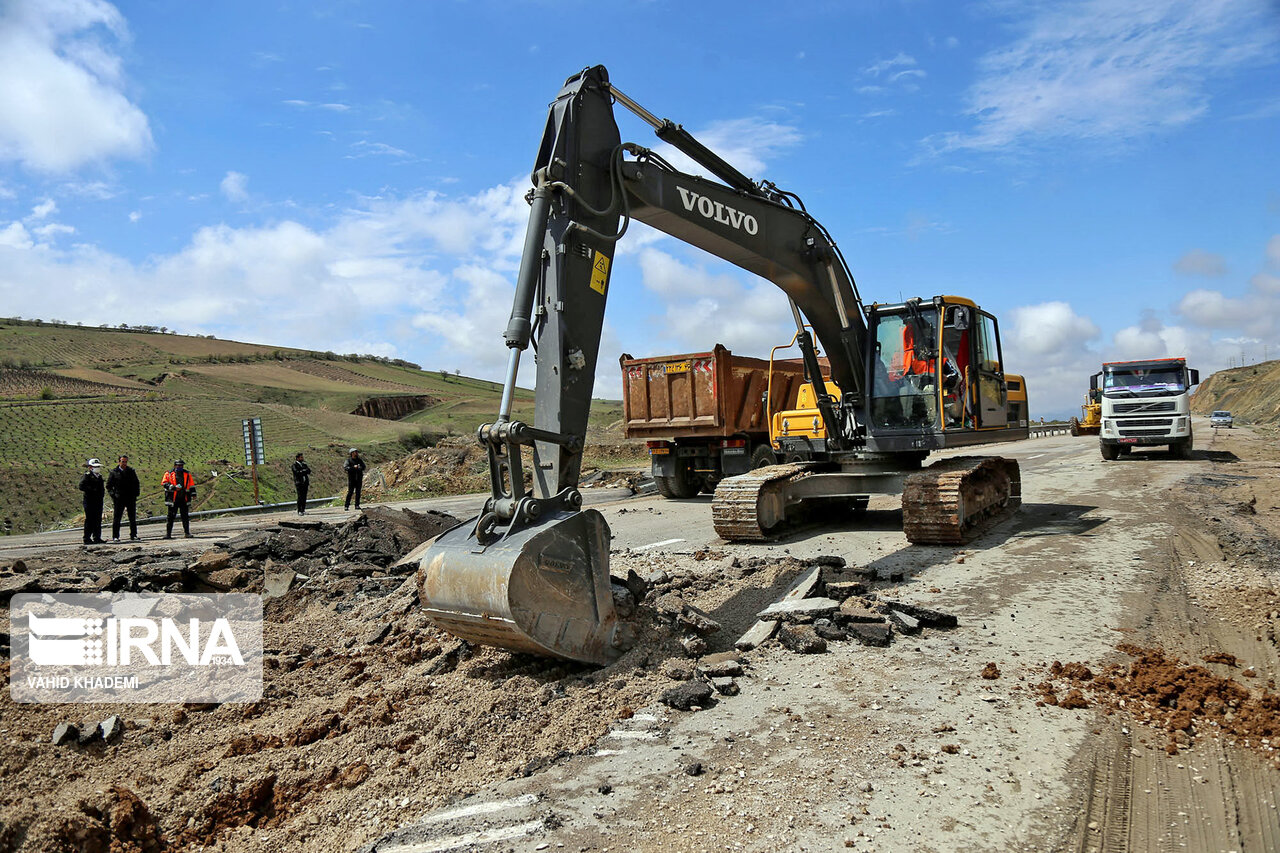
[{"left": 1091, "top": 358, "right": 1199, "bottom": 460}]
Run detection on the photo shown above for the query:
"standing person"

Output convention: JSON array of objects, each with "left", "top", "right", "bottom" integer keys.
[
  {"left": 106, "top": 455, "right": 141, "bottom": 542},
  {"left": 161, "top": 459, "right": 196, "bottom": 539},
  {"left": 343, "top": 448, "right": 366, "bottom": 511},
  {"left": 78, "top": 458, "right": 106, "bottom": 545},
  {"left": 292, "top": 452, "right": 311, "bottom": 515}
]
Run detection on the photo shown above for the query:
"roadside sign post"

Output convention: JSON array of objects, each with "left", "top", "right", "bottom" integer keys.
[{"left": 241, "top": 418, "right": 265, "bottom": 504}]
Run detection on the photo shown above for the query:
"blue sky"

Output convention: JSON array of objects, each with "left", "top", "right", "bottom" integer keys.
[{"left": 1, "top": 0, "right": 1277, "bottom": 417}]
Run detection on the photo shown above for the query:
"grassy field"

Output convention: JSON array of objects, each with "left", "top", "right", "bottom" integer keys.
[{"left": 0, "top": 320, "right": 630, "bottom": 534}]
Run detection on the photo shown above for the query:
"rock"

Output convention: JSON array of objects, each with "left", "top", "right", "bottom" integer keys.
[
  {"left": 877, "top": 600, "right": 958, "bottom": 628},
  {"left": 811, "top": 555, "right": 846, "bottom": 568},
  {"left": 847, "top": 622, "right": 892, "bottom": 647},
  {"left": 887, "top": 610, "right": 922, "bottom": 635},
  {"left": 101, "top": 715, "right": 126, "bottom": 743},
  {"left": 77, "top": 722, "right": 104, "bottom": 746},
  {"left": 9, "top": 560, "right": 26, "bottom": 573},
  {"left": 660, "top": 681, "right": 713, "bottom": 711},
  {"left": 838, "top": 599, "right": 886, "bottom": 623},
  {"left": 610, "top": 584, "right": 636, "bottom": 619},
  {"left": 661, "top": 660, "right": 696, "bottom": 681},
  {"left": 223, "top": 530, "right": 274, "bottom": 557},
  {"left": 188, "top": 551, "right": 231, "bottom": 573},
  {"left": 262, "top": 562, "right": 297, "bottom": 599},
  {"left": 825, "top": 579, "right": 867, "bottom": 598},
  {"left": 110, "top": 552, "right": 144, "bottom": 565},
  {"left": 52, "top": 722, "right": 79, "bottom": 746},
  {"left": 678, "top": 604, "right": 722, "bottom": 636},
  {"left": 777, "top": 624, "right": 827, "bottom": 654},
  {"left": 597, "top": 783, "right": 612, "bottom": 795},
  {"left": 711, "top": 677, "right": 740, "bottom": 696},
  {"left": 680, "top": 636, "right": 709, "bottom": 657},
  {"left": 205, "top": 568, "right": 249, "bottom": 589},
  {"left": 683, "top": 761, "right": 704, "bottom": 776},
  {"left": 701, "top": 650, "right": 742, "bottom": 666},
  {"left": 813, "top": 621, "right": 848, "bottom": 642},
  {"left": 623, "top": 569, "right": 649, "bottom": 605},
  {"left": 362, "top": 622, "right": 392, "bottom": 646},
  {"left": 644, "top": 569, "right": 670, "bottom": 586},
  {"left": 758, "top": 597, "right": 840, "bottom": 623},
  {"left": 734, "top": 620, "right": 778, "bottom": 651},
  {"left": 981, "top": 662, "right": 1001, "bottom": 680},
  {"left": 699, "top": 659, "right": 744, "bottom": 678},
  {"left": 270, "top": 528, "right": 329, "bottom": 557}
]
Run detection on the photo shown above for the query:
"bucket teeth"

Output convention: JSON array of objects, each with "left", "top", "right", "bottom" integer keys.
[{"left": 901, "top": 456, "right": 1021, "bottom": 545}]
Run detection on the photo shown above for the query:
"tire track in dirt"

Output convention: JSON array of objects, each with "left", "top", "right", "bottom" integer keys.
[{"left": 1064, "top": 426, "right": 1280, "bottom": 853}]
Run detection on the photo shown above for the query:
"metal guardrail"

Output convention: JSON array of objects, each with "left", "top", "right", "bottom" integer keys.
[
  {"left": 1029, "top": 424, "right": 1073, "bottom": 438},
  {"left": 44, "top": 495, "right": 343, "bottom": 533}
]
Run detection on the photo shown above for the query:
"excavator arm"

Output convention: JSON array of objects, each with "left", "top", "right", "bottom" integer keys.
[{"left": 421, "top": 65, "right": 873, "bottom": 664}]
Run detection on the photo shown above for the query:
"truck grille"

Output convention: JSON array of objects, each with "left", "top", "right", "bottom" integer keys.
[
  {"left": 1119, "top": 427, "right": 1172, "bottom": 437},
  {"left": 1112, "top": 401, "right": 1176, "bottom": 414},
  {"left": 1118, "top": 418, "right": 1174, "bottom": 428}
]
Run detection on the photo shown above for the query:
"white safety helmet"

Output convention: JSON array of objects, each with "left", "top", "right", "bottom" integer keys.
[{"left": 87, "top": 458, "right": 101, "bottom": 468}]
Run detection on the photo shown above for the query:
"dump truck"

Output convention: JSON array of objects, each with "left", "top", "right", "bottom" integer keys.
[
  {"left": 620, "top": 344, "right": 816, "bottom": 498},
  {"left": 1093, "top": 357, "right": 1199, "bottom": 459}
]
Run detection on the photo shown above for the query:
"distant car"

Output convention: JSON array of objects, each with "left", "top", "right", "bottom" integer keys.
[{"left": 1210, "top": 411, "right": 1234, "bottom": 428}]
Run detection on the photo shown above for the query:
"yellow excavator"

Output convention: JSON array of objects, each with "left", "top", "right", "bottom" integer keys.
[
  {"left": 418, "top": 66, "right": 1030, "bottom": 664},
  {"left": 1069, "top": 388, "right": 1102, "bottom": 436}
]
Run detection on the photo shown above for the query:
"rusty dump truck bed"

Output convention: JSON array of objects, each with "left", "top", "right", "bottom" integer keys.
[{"left": 620, "top": 344, "right": 811, "bottom": 440}]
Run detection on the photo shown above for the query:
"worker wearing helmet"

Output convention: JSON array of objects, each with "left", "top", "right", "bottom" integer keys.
[
  {"left": 161, "top": 459, "right": 196, "bottom": 539},
  {"left": 78, "top": 458, "right": 106, "bottom": 545},
  {"left": 343, "top": 448, "right": 366, "bottom": 511}
]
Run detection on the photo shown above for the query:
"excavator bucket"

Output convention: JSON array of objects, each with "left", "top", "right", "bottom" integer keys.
[{"left": 418, "top": 508, "right": 630, "bottom": 665}]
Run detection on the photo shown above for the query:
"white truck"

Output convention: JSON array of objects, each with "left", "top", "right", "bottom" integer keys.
[{"left": 1091, "top": 357, "right": 1199, "bottom": 460}]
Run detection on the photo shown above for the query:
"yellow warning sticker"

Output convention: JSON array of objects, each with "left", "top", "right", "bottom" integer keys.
[{"left": 589, "top": 250, "right": 610, "bottom": 295}]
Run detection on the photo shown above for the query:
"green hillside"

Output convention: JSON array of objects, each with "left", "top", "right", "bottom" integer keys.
[{"left": 0, "top": 318, "right": 627, "bottom": 534}]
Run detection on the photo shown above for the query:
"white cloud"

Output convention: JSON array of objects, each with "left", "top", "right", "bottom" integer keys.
[
  {"left": 1006, "top": 301, "right": 1101, "bottom": 356},
  {"left": 0, "top": 0, "right": 153, "bottom": 172},
  {"left": 1268, "top": 235, "right": 1280, "bottom": 267},
  {"left": 654, "top": 117, "right": 802, "bottom": 179},
  {"left": 0, "top": 179, "right": 537, "bottom": 382},
  {"left": 859, "top": 53, "right": 926, "bottom": 95},
  {"left": 347, "top": 140, "right": 410, "bottom": 159},
  {"left": 1174, "top": 249, "right": 1227, "bottom": 277},
  {"left": 29, "top": 199, "right": 57, "bottom": 220},
  {"left": 128, "top": 210, "right": 140, "bottom": 223},
  {"left": 220, "top": 171, "right": 248, "bottom": 202},
  {"left": 864, "top": 53, "right": 918, "bottom": 78},
  {"left": 32, "top": 222, "right": 75, "bottom": 240},
  {"left": 930, "top": 0, "right": 1279, "bottom": 154}
]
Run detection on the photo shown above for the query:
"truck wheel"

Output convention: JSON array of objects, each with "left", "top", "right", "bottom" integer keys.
[
  {"left": 1118, "top": 445, "right": 1132, "bottom": 455},
  {"left": 654, "top": 467, "right": 699, "bottom": 499},
  {"left": 1100, "top": 443, "right": 1121, "bottom": 461},
  {"left": 749, "top": 445, "right": 778, "bottom": 469},
  {"left": 1169, "top": 438, "right": 1192, "bottom": 459},
  {"left": 1069, "top": 417, "right": 1080, "bottom": 437}
]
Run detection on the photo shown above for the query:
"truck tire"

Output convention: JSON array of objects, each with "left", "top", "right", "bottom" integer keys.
[
  {"left": 1100, "top": 443, "right": 1121, "bottom": 461},
  {"left": 749, "top": 445, "right": 778, "bottom": 470},
  {"left": 1170, "top": 437, "right": 1192, "bottom": 459},
  {"left": 1069, "top": 417, "right": 1080, "bottom": 437},
  {"left": 654, "top": 466, "right": 699, "bottom": 499}
]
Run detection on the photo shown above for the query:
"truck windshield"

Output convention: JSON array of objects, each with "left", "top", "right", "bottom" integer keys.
[{"left": 1103, "top": 366, "right": 1185, "bottom": 395}]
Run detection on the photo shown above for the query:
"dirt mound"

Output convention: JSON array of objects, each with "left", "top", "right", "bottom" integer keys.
[
  {"left": 1039, "top": 644, "right": 1280, "bottom": 761},
  {"left": 363, "top": 441, "right": 489, "bottom": 499},
  {"left": 1192, "top": 359, "right": 1280, "bottom": 424}
]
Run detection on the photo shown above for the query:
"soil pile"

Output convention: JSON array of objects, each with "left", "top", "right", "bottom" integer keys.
[{"left": 1038, "top": 644, "right": 1280, "bottom": 762}]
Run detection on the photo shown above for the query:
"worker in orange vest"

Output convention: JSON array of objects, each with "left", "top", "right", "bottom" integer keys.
[{"left": 161, "top": 460, "right": 196, "bottom": 539}]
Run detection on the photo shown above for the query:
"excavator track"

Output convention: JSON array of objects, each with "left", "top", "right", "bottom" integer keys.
[
  {"left": 712, "top": 463, "right": 815, "bottom": 542},
  {"left": 901, "top": 456, "right": 1021, "bottom": 545}
]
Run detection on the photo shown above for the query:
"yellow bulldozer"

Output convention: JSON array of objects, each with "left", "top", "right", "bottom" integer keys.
[{"left": 1069, "top": 388, "right": 1101, "bottom": 436}]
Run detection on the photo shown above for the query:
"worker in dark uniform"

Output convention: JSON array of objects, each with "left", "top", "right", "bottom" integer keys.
[
  {"left": 161, "top": 459, "right": 196, "bottom": 539},
  {"left": 107, "top": 454, "right": 141, "bottom": 541},
  {"left": 343, "top": 448, "right": 366, "bottom": 511},
  {"left": 78, "top": 458, "right": 106, "bottom": 545},
  {"left": 292, "top": 452, "right": 311, "bottom": 515}
]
